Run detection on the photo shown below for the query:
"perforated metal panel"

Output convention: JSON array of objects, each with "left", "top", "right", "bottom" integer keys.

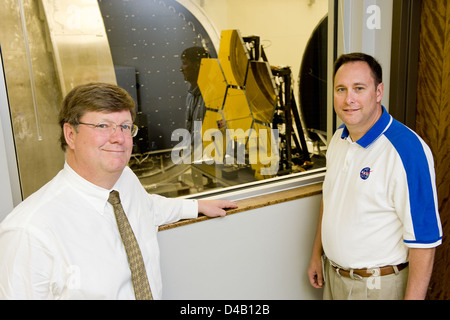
[{"left": 98, "top": 0, "right": 217, "bottom": 150}]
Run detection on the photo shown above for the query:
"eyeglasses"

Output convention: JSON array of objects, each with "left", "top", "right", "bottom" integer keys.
[{"left": 78, "top": 121, "right": 139, "bottom": 137}]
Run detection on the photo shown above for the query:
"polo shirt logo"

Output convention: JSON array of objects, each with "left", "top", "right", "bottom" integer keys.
[{"left": 360, "top": 167, "right": 372, "bottom": 180}]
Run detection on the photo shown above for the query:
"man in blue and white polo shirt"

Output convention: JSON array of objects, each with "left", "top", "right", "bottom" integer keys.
[{"left": 307, "top": 52, "right": 442, "bottom": 300}]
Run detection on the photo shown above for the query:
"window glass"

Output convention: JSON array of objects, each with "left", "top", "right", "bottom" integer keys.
[{"left": 0, "top": 0, "right": 329, "bottom": 199}]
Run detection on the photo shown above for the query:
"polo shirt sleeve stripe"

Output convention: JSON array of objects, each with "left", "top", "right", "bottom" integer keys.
[{"left": 384, "top": 119, "right": 442, "bottom": 247}]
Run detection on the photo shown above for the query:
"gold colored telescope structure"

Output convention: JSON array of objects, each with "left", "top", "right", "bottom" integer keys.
[{"left": 198, "top": 30, "right": 279, "bottom": 178}]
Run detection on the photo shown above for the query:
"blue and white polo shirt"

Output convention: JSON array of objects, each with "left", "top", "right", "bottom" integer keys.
[{"left": 322, "top": 106, "right": 442, "bottom": 269}]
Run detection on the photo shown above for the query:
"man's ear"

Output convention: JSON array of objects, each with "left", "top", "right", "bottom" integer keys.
[
  {"left": 376, "top": 82, "right": 384, "bottom": 103},
  {"left": 63, "top": 123, "right": 76, "bottom": 150}
]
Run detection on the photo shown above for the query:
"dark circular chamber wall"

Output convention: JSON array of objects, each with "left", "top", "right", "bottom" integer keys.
[
  {"left": 99, "top": 0, "right": 217, "bottom": 150},
  {"left": 298, "top": 15, "right": 328, "bottom": 136}
]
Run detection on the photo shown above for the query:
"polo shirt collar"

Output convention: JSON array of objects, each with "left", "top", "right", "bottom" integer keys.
[{"left": 340, "top": 105, "right": 392, "bottom": 148}]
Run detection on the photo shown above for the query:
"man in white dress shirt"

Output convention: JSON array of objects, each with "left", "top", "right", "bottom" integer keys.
[{"left": 0, "top": 82, "right": 237, "bottom": 299}]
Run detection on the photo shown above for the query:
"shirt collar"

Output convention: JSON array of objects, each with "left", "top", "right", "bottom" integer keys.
[
  {"left": 62, "top": 162, "right": 112, "bottom": 215},
  {"left": 340, "top": 105, "right": 392, "bottom": 148},
  {"left": 188, "top": 85, "right": 200, "bottom": 96}
]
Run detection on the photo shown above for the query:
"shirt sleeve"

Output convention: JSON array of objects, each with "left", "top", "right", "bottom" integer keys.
[
  {"left": 119, "top": 166, "right": 199, "bottom": 227},
  {"left": 149, "top": 194, "right": 198, "bottom": 227},
  {"left": 0, "top": 227, "right": 55, "bottom": 299},
  {"left": 387, "top": 123, "right": 442, "bottom": 248}
]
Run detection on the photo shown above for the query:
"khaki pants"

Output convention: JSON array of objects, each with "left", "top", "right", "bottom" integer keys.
[{"left": 322, "top": 258, "right": 409, "bottom": 300}]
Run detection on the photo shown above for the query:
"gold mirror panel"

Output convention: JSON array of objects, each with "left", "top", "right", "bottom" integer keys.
[
  {"left": 217, "top": 30, "right": 249, "bottom": 87},
  {"left": 197, "top": 58, "right": 227, "bottom": 111},
  {"left": 245, "top": 61, "right": 277, "bottom": 124},
  {"left": 202, "top": 110, "right": 226, "bottom": 161},
  {"left": 222, "top": 87, "right": 252, "bottom": 131},
  {"left": 248, "top": 122, "right": 277, "bottom": 179}
]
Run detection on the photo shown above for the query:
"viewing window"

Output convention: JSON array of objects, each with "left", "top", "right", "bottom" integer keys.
[{"left": 0, "top": 0, "right": 331, "bottom": 200}]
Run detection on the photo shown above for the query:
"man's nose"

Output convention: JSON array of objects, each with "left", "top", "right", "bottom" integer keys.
[
  {"left": 345, "top": 91, "right": 356, "bottom": 104},
  {"left": 110, "top": 125, "right": 126, "bottom": 142}
]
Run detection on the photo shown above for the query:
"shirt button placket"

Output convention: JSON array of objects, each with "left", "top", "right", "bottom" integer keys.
[{"left": 342, "top": 142, "right": 356, "bottom": 173}]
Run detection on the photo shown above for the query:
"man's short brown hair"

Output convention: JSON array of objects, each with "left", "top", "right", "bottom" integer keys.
[
  {"left": 58, "top": 82, "right": 136, "bottom": 151},
  {"left": 333, "top": 52, "right": 383, "bottom": 89}
]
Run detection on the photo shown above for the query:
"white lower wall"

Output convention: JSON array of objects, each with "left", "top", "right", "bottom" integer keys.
[{"left": 158, "top": 194, "right": 323, "bottom": 300}]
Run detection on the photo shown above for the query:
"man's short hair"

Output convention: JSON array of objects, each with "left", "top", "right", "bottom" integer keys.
[
  {"left": 333, "top": 52, "right": 383, "bottom": 88},
  {"left": 58, "top": 82, "right": 136, "bottom": 151},
  {"left": 181, "top": 46, "right": 210, "bottom": 64}
]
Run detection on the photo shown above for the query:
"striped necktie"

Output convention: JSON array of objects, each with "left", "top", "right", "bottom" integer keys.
[{"left": 108, "top": 190, "right": 153, "bottom": 300}]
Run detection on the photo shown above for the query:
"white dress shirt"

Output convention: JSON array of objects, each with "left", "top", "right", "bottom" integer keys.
[{"left": 0, "top": 163, "right": 198, "bottom": 299}]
